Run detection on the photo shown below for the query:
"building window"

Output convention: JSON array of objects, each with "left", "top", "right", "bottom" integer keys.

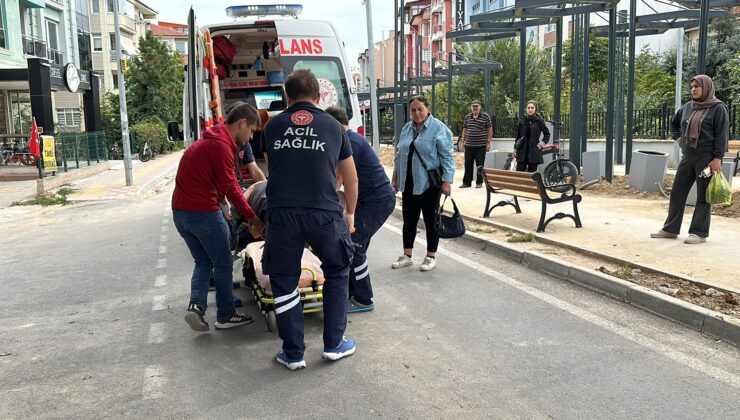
[
  {"left": 108, "top": 0, "right": 134, "bottom": 17},
  {"left": 56, "top": 108, "right": 82, "bottom": 127},
  {"left": 546, "top": 23, "right": 557, "bottom": 33},
  {"left": 422, "top": 23, "right": 429, "bottom": 36},
  {"left": 175, "top": 41, "right": 187, "bottom": 54},
  {"left": 422, "top": 50, "right": 431, "bottom": 62},
  {"left": 0, "top": 2, "right": 6, "bottom": 49},
  {"left": 92, "top": 0, "right": 100, "bottom": 13},
  {"left": 46, "top": 20, "right": 63, "bottom": 64},
  {"left": 93, "top": 34, "right": 102, "bottom": 51},
  {"left": 78, "top": 29, "right": 92, "bottom": 70},
  {"left": 109, "top": 33, "right": 116, "bottom": 51}
]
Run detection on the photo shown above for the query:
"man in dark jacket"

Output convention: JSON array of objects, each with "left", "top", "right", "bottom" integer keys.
[{"left": 172, "top": 102, "right": 264, "bottom": 332}]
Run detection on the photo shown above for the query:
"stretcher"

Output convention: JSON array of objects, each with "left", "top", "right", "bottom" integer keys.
[{"left": 239, "top": 241, "right": 325, "bottom": 332}]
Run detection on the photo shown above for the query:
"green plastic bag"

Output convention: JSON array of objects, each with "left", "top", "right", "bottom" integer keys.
[{"left": 706, "top": 171, "right": 733, "bottom": 205}]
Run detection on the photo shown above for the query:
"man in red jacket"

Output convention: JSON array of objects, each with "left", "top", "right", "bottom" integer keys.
[{"left": 172, "top": 102, "right": 264, "bottom": 331}]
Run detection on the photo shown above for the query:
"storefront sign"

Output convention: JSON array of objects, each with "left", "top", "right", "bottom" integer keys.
[
  {"left": 49, "top": 63, "right": 91, "bottom": 92},
  {"left": 455, "top": 0, "right": 466, "bottom": 31},
  {"left": 41, "top": 135, "right": 57, "bottom": 172}
]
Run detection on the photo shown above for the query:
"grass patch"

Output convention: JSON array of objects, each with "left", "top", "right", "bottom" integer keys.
[
  {"left": 11, "top": 187, "right": 76, "bottom": 207},
  {"left": 507, "top": 233, "right": 536, "bottom": 243}
]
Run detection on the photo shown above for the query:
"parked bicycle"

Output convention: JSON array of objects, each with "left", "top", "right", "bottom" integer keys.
[
  {"left": 0, "top": 140, "right": 36, "bottom": 166},
  {"left": 138, "top": 139, "right": 153, "bottom": 162}
]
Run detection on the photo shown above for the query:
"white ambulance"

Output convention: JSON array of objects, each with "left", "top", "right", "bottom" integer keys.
[{"left": 183, "top": 4, "right": 362, "bottom": 144}]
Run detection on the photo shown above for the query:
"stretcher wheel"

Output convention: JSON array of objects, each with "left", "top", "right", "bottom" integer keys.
[{"left": 266, "top": 311, "right": 276, "bottom": 332}]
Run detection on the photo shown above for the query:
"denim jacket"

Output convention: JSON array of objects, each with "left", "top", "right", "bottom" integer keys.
[{"left": 395, "top": 115, "right": 455, "bottom": 195}]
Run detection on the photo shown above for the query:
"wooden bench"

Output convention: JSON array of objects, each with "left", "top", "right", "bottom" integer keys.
[
  {"left": 479, "top": 167, "right": 583, "bottom": 233},
  {"left": 726, "top": 140, "right": 740, "bottom": 176}
]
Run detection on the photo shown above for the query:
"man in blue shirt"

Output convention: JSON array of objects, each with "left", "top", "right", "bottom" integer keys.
[
  {"left": 262, "top": 69, "right": 359, "bottom": 370},
  {"left": 326, "top": 106, "right": 395, "bottom": 314}
]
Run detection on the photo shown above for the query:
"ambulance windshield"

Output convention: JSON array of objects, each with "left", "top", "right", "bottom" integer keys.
[{"left": 281, "top": 57, "right": 353, "bottom": 120}]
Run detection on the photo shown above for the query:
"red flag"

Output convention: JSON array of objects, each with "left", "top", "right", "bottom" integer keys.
[{"left": 29, "top": 118, "right": 40, "bottom": 158}]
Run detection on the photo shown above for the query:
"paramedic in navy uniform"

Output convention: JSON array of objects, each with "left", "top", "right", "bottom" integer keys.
[
  {"left": 326, "top": 106, "right": 396, "bottom": 314},
  {"left": 262, "top": 69, "right": 359, "bottom": 370}
]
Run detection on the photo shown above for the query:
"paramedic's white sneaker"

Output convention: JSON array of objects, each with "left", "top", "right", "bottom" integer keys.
[
  {"left": 420, "top": 256, "right": 437, "bottom": 272},
  {"left": 276, "top": 351, "right": 306, "bottom": 371},
  {"left": 684, "top": 234, "right": 706, "bottom": 244},
  {"left": 322, "top": 337, "right": 356, "bottom": 361},
  {"left": 391, "top": 255, "right": 413, "bottom": 269}
]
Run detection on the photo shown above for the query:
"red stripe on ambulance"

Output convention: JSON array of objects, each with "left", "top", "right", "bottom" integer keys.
[{"left": 278, "top": 38, "right": 323, "bottom": 55}]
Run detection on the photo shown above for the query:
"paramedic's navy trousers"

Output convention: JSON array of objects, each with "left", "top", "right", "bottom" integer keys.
[
  {"left": 349, "top": 197, "right": 396, "bottom": 303},
  {"left": 263, "top": 207, "right": 353, "bottom": 360},
  {"left": 173, "top": 209, "right": 236, "bottom": 320}
]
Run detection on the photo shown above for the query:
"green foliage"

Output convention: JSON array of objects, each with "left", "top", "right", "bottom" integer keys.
[
  {"left": 507, "top": 233, "right": 536, "bottom": 243},
  {"left": 563, "top": 36, "right": 611, "bottom": 87},
  {"left": 683, "top": 18, "right": 740, "bottom": 102},
  {"left": 131, "top": 119, "right": 174, "bottom": 154},
  {"left": 126, "top": 31, "right": 184, "bottom": 125},
  {"left": 101, "top": 91, "right": 123, "bottom": 159},
  {"left": 633, "top": 46, "right": 676, "bottom": 109},
  {"left": 11, "top": 188, "right": 75, "bottom": 207}
]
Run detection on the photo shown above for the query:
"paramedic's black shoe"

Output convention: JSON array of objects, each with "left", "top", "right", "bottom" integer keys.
[
  {"left": 276, "top": 351, "right": 306, "bottom": 371},
  {"left": 215, "top": 311, "right": 253, "bottom": 329},
  {"left": 347, "top": 297, "right": 374, "bottom": 313},
  {"left": 184, "top": 304, "right": 209, "bottom": 331},
  {"left": 322, "top": 337, "right": 356, "bottom": 361}
]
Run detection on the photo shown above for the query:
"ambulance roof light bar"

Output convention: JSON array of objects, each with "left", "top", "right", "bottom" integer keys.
[{"left": 226, "top": 4, "right": 303, "bottom": 19}]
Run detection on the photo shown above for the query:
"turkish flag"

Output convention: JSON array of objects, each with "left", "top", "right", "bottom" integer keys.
[{"left": 29, "top": 117, "right": 40, "bottom": 158}]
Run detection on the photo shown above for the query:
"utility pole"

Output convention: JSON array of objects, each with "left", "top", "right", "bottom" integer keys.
[
  {"left": 674, "top": 27, "right": 684, "bottom": 168},
  {"left": 364, "top": 0, "right": 380, "bottom": 154},
  {"left": 114, "top": 0, "right": 133, "bottom": 186}
]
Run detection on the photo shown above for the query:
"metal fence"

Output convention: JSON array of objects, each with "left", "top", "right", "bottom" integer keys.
[{"left": 51, "top": 131, "right": 108, "bottom": 172}]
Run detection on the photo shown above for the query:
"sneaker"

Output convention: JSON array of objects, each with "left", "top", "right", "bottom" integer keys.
[
  {"left": 650, "top": 230, "right": 678, "bottom": 239},
  {"left": 215, "top": 311, "right": 254, "bottom": 329},
  {"left": 322, "top": 337, "right": 356, "bottom": 361},
  {"left": 476, "top": 183, "right": 483, "bottom": 189},
  {"left": 420, "top": 256, "right": 437, "bottom": 272},
  {"left": 459, "top": 183, "right": 471, "bottom": 188},
  {"left": 347, "top": 297, "right": 374, "bottom": 314},
  {"left": 184, "top": 304, "right": 209, "bottom": 331},
  {"left": 276, "top": 350, "right": 306, "bottom": 371},
  {"left": 391, "top": 255, "right": 413, "bottom": 269},
  {"left": 684, "top": 234, "right": 706, "bottom": 244}
]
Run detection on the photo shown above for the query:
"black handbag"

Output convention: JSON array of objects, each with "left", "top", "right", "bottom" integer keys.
[
  {"left": 412, "top": 141, "right": 443, "bottom": 188},
  {"left": 435, "top": 197, "right": 465, "bottom": 239}
]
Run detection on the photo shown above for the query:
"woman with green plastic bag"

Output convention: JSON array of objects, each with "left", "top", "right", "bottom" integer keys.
[{"left": 651, "top": 75, "right": 730, "bottom": 244}]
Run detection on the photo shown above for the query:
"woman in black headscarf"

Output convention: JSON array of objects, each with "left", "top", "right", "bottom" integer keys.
[
  {"left": 651, "top": 75, "right": 729, "bottom": 244},
  {"left": 513, "top": 100, "right": 550, "bottom": 172}
]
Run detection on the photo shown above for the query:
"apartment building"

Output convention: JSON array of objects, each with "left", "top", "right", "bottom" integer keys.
[
  {"left": 0, "top": 0, "right": 94, "bottom": 134},
  {"left": 88, "top": 0, "right": 156, "bottom": 92},
  {"left": 150, "top": 20, "right": 188, "bottom": 63}
]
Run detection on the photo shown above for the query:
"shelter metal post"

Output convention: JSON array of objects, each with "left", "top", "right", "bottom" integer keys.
[
  {"left": 697, "top": 0, "right": 710, "bottom": 74},
  {"left": 626, "top": 0, "right": 637, "bottom": 174},
  {"left": 519, "top": 28, "right": 526, "bottom": 118},
  {"left": 605, "top": 7, "right": 617, "bottom": 182},
  {"left": 447, "top": 51, "right": 453, "bottom": 128}
]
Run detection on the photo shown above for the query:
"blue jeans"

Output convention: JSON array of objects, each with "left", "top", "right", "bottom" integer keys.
[
  {"left": 173, "top": 209, "right": 235, "bottom": 320},
  {"left": 262, "top": 207, "right": 354, "bottom": 360},
  {"left": 349, "top": 197, "right": 396, "bottom": 302}
]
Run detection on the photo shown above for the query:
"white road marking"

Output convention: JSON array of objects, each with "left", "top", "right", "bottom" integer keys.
[
  {"left": 148, "top": 323, "right": 165, "bottom": 344},
  {"left": 383, "top": 224, "right": 740, "bottom": 389},
  {"left": 152, "top": 295, "right": 167, "bottom": 311},
  {"left": 158, "top": 246, "right": 167, "bottom": 254},
  {"left": 142, "top": 365, "right": 165, "bottom": 400},
  {"left": 161, "top": 226, "right": 169, "bottom": 233},
  {"left": 159, "top": 235, "right": 168, "bottom": 243},
  {"left": 161, "top": 219, "right": 168, "bottom": 225},
  {"left": 154, "top": 275, "right": 167, "bottom": 287},
  {"left": 156, "top": 259, "right": 167, "bottom": 269}
]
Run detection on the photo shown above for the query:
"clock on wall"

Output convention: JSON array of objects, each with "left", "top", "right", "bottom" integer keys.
[{"left": 65, "top": 63, "right": 80, "bottom": 93}]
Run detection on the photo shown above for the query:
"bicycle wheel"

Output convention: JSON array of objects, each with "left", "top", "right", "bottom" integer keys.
[
  {"left": 139, "top": 148, "right": 153, "bottom": 162},
  {"left": 543, "top": 160, "right": 579, "bottom": 193}
]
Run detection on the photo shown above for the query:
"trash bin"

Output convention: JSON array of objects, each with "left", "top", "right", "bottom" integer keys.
[
  {"left": 629, "top": 150, "right": 669, "bottom": 192},
  {"left": 484, "top": 150, "right": 511, "bottom": 170},
  {"left": 687, "top": 161, "right": 735, "bottom": 206},
  {"left": 582, "top": 151, "right": 605, "bottom": 183}
]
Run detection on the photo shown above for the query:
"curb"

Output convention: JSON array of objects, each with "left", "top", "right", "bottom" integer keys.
[
  {"left": 136, "top": 163, "right": 178, "bottom": 197},
  {"left": 391, "top": 207, "right": 740, "bottom": 347},
  {"left": 37, "top": 161, "right": 111, "bottom": 196}
]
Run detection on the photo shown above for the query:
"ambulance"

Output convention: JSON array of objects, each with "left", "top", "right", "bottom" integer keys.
[{"left": 183, "top": 4, "right": 362, "bottom": 145}]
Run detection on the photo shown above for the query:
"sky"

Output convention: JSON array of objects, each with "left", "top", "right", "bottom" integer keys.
[{"left": 152, "top": 0, "right": 398, "bottom": 66}]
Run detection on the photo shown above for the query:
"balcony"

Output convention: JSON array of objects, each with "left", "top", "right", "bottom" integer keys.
[
  {"left": 431, "top": 24, "right": 445, "bottom": 41},
  {"left": 22, "top": 35, "right": 47, "bottom": 59},
  {"left": 110, "top": 50, "right": 132, "bottom": 62},
  {"left": 47, "top": 48, "right": 64, "bottom": 65},
  {"left": 115, "top": 13, "right": 137, "bottom": 33}
]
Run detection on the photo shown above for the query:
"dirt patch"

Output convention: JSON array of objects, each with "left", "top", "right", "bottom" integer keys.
[
  {"left": 464, "top": 219, "right": 740, "bottom": 319},
  {"left": 578, "top": 174, "right": 740, "bottom": 218},
  {"left": 379, "top": 146, "right": 464, "bottom": 170}
]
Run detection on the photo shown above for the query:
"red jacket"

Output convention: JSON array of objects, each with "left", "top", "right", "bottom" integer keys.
[{"left": 171, "top": 125, "right": 255, "bottom": 220}]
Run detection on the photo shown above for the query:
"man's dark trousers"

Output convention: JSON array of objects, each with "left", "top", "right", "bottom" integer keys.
[
  {"left": 349, "top": 197, "right": 396, "bottom": 303},
  {"left": 463, "top": 145, "right": 487, "bottom": 186},
  {"left": 263, "top": 207, "right": 353, "bottom": 360},
  {"left": 662, "top": 151, "right": 714, "bottom": 237}
]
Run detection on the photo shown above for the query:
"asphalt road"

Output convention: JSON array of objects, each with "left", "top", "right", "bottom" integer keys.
[{"left": 1, "top": 184, "right": 739, "bottom": 419}]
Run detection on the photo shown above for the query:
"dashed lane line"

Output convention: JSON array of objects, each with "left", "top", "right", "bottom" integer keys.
[
  {"left": 142, "top": 365, "right": 165, "bottom": 400},
  {"left": 154, "top": 275, "right": 167, "bottom": 287},
  {"left": 152, "top": 295, "right": 167, "bottom": 311},
  {"left": 148, "top": 323, "right": 166, "bottom": 344}
]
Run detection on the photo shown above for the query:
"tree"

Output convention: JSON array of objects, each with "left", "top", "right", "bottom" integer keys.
[
  {"left": 683, "top": 18, "right": 740, "bottom": 102},
  {"left": 126, "top": 31, "right": 184, "bottom": 124},
  {"left": 633, "top": 46, "right": 676, "bottom": 109}
]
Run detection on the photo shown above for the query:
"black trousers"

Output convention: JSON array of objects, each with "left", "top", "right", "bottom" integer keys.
[
  {"left": 516, "top": 161, "right": 539, "bottom": 172},
  {"left": 662, "top": 152, "right": 714, "bottom": 237},
  {"left": 402, "top": 174, "right": 442, "bottom": 252},
  {"left": 463, "top": 145, "right": 487, "bottom": 185}
]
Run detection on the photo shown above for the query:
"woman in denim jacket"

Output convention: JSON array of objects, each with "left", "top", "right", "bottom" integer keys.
[{"left": 391, "top": 96, "right": 456, "bottom": 272}]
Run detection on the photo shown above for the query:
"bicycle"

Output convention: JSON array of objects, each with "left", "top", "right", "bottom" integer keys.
[{"left": 1, "top": 141, "right": 36, "bottom": 166}]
